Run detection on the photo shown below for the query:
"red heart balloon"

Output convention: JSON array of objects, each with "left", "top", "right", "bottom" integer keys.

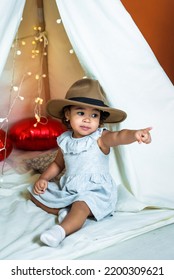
[
  {"left": 9, "top": 117, "right": 67, "bottom": 151},
  {"left": 0, "top": 129, "right": 13, "bottom": 161}
]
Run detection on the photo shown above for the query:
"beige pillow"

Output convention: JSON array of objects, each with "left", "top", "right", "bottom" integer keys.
[
  {"left": 25, "top": 151, "right": 65, "bottom": 183},
  {"left": 25, "top": 151, "right": 57, "bottom": 173}
]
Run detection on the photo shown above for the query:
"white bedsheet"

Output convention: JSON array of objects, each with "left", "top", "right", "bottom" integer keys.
[{"left": 1, "top": 152, "right": 174, "bottom": 260}]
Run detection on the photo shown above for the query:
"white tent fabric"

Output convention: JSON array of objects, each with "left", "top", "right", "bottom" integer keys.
[
  {"left": 56, "top": 0, "right": 174, "bottom": 208},
  {"left": 0, "top": 0, "right": 25, "bottom": 76}
]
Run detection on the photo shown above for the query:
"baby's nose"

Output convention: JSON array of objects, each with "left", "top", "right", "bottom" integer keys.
[{"left": 83, "top": 116, "right": 91, "bottom": 122}]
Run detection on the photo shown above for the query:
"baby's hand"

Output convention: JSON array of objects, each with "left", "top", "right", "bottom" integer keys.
[
  {"left": 135, "top": 127, "right": 152, "bottom": 144},
  {"left": 33, "top": 179, "right": 48, "bottom": 195}
]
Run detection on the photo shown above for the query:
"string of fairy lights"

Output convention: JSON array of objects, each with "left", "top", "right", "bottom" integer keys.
[
  {"left": 0, "top": 16, "right": 86, "bottom": 180},
  {"left": 0, "top": 25, "right": 47, "bottom": 129},
  {"left": 0, "top": 17, "right": 80, "bottom": 131},
  {"left": 0, "top": 24, "right": 48, "bottom": 179}
]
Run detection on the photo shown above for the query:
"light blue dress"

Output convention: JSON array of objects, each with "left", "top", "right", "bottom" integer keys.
[{"left": 28, "top": 128, "right": 118, "bottom": 221}]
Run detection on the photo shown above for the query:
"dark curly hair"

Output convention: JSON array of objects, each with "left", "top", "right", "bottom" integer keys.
[{"left": 59, "top": 105, "right": 110, "bottom": 128}]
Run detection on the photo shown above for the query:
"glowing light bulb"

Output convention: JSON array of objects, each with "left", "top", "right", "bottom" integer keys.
[
  {"left": 0, "top": 117, "right": 7, "bottom": 123},
  {"left": 35, "top": 113, "right": 40, "bottom": 122},
  {"left": 27, "top": 72, "right": 32, "bottom": 76},
  {"left": 69, "top": 49, "right": 74, "bottom": 54},
  {"left": 42, "top": 74, "right": 46, "bottom": 78},
  {"left": 22, "top": 41, "right": 26, "bottom": 45},
  {"left": 35, "top": 97, "right": 43, "bottom": 104},
  {"left": 16, "top": 50, "right": 22, "bottom": 55},
  {"left": 56, "top": 18, "right": 62, "bottom": 24},
  {"left": 43, "top": 52, "right": 47, "bottom": 56},
  {"left": 13, "top": 86, "right": 19, "bottom": 92},
  {"left": 32, "top": 40, "right": 36, "bottom": 45},
  {"left": 35, "top": 74, "right": 40, "bottom": 80},
  {"left": 19, "top": 96, "right": 24, "bottom": 101}
]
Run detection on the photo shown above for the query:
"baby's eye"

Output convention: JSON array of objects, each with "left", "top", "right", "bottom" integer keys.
[
  {"left": 91, "top": 113, "right": 99, "bottom": 118},
  {"left": 77, "top": 111, "right": 84, "bottom": 116}
]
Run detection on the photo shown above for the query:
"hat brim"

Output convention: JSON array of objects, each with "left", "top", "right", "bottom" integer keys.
[{"left": 46, "top": 99, "right": 127, "bottom": 123}]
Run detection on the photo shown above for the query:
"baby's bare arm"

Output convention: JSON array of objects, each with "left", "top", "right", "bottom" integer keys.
[
  {"left": 100, "top": 127, "right": 152, "bottom": 149},
  {"left": 33, "top": 148, "right": 65, "bottom": 195}
]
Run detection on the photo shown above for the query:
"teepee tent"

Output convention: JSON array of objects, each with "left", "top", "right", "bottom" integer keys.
[{"left": 0, "top": 0, "right": 174, "bottom": 260}]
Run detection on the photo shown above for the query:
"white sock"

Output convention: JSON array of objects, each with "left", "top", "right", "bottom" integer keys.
[
  {"left": 58, "top": 208, "right": 69, "bottom": 223},
  {"left": 40, "top": 225, "right": 65, "bottom": 247}
]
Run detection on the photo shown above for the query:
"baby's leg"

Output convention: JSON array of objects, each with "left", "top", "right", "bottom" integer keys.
[
  {"left": 30, "top": 194, "right": 59, "bottom": 215},
  {"left": 40, "top": 201, "right": 92, "bottom": 247},
  {"left": 60, "top": 201, "right": 92, "bottom": 235}
]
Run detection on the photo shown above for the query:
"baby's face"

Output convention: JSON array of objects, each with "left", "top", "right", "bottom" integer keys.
[{"left": 65, "top": 105, "right": 100, "bottom": 138}]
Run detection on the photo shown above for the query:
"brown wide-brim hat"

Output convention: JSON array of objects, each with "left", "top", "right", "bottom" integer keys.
[{"left": 46, "top": 78, "right": 127, "bottom": 123}]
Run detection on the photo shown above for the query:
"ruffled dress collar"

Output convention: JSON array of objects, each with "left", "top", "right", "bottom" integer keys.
[{"left": 57, "top": 128, "right": 105, "bottom": 154}]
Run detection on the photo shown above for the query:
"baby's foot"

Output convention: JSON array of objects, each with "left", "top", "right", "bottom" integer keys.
[
  {"left": 40, "top": 225, "right": 65, "bottom": 247},
  {"left": 58, "top": 208, "right": 69, "bottom": 223}
]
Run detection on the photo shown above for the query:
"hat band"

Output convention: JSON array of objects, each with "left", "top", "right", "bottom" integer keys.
[{"left": 68, "top": 97, "right": 108, "bottom": 107}]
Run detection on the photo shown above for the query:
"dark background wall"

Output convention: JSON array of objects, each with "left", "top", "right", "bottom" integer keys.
[{"left": 121, "top": 0, "right": 174, "bottom": 84}]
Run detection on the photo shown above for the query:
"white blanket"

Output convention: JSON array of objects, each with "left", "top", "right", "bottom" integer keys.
[{"left": 1, "top": 152, "right": 174, "bottom": 260}]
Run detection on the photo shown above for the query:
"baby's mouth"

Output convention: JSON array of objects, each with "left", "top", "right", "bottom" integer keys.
[{"left": 80, "top": 126, "right": 90, "bottom": 131}]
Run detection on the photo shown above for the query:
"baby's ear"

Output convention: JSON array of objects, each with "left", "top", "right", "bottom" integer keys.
[{"left": 64, "top": 107, "right": 71, "bottom": 120}]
